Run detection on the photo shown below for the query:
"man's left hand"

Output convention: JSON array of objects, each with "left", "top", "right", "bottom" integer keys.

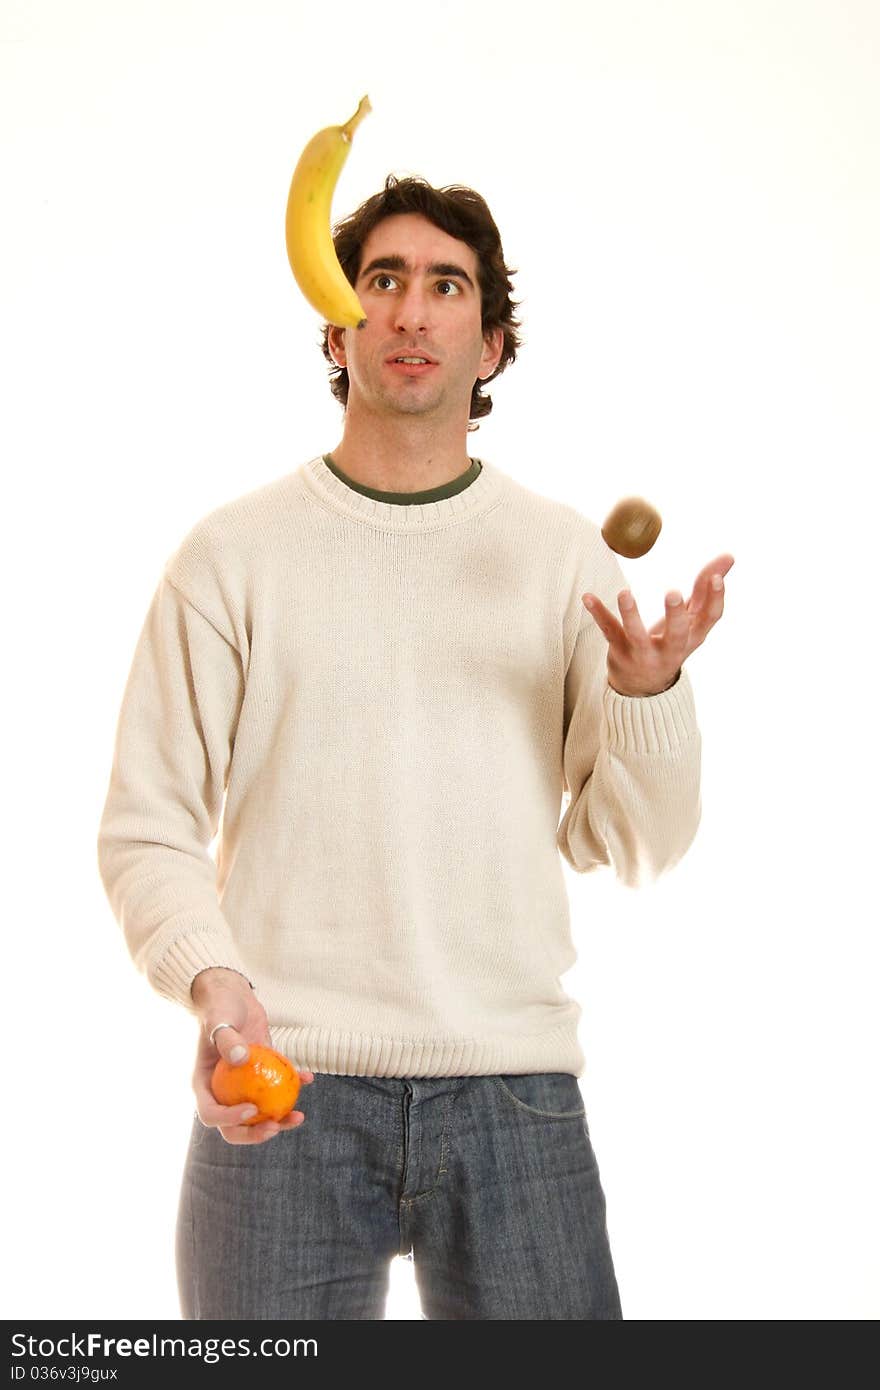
[{"left": 582, "top": 553, "right": 735, "bottom": 697}]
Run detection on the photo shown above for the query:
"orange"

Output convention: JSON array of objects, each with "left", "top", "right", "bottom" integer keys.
[{"left": 211, "top": 1043, "right": 301, "bottom": 1125}]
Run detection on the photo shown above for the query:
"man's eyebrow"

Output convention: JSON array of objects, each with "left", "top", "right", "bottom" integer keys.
[{"left": 357, "top": 255, "right": 475, "bottom": 291}]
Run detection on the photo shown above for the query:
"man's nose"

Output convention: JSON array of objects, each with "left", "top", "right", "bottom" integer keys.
[{"left": 393, "top": 283, "right": 433, "bottom": 332}]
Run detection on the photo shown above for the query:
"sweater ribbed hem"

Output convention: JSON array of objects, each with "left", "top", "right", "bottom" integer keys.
[
  {"left": 267, "top": 1020, "right": 587, "bottom": 1079},
  {"left": 603, "top": 665, "right": 698, "bottom": 753},
  {"left": 296, "top": 453, "right": 507, "bottom": 531},
  {"left": 150, "top": 928, "right": 255, "bottom": 1011}
]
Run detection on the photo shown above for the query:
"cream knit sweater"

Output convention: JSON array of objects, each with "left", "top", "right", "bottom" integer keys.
[{"left": 96, "top": 452, "right": 702, "bottom": 1078}]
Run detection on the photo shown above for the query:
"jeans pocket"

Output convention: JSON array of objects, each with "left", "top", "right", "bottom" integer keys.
[
  {"left": 493, "top": 1072, "right": 587, "bottom": 1120},
  {"left": 190, "top": 1109, "right": 210, "bottom": 1148}
]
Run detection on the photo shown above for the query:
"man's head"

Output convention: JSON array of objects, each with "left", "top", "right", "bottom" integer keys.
[{"left": 321, "top": 175, "right": 523, "bottom": 432}]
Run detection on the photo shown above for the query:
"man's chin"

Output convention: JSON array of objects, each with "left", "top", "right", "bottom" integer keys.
[{"left": 381, "top": 391, "right": 442, "bottom": 415}]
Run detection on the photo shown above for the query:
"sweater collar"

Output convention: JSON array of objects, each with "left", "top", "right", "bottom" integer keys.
[
  {"left": 323, "top": 452, "right": 482, "bottom": 503},
  {"left": 297, "top": 452, "right": 507, "bottom": 531}
]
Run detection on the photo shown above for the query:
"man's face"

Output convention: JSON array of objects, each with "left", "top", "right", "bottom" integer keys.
[{"left": 328, "top": 212, "right": 503, "bottom": 422}]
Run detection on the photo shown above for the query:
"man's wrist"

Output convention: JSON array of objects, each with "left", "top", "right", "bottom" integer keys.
[
  {"left": 658, "top": 667, "right": 682, "bottom": 693},
  {"left": 609, "top": 668, "right": 682, "bottom": 697},
  {"left": 190, "top": 966, "right": 253, "bottom": 1004}
]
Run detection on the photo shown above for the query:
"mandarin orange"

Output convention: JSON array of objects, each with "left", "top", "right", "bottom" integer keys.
[{"left": 211, "top": 1043, "right": 301, "bottom": 1125}]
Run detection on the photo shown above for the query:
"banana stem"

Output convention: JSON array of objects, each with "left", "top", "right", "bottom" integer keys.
[{"left": 341, "top": 94, "right": 372, "bottom": 143}]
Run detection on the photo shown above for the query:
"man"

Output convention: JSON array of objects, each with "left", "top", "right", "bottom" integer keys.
[{"left": 97, "top": 175, "right": 733, "bottom": 1320}]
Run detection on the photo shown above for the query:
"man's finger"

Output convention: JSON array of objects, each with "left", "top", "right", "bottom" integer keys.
[
  {"left": 582, "top": 594, "right": 627, "bottom": 645},
  {"left": 692, "top": 555, "right": 735, "bottom": 608},
  {"left": 219, "top": 1107, "right": 306, "bottom": 1144},
  {"left": 207, "top": 1021, "right": 249, "bottom": 1063},
  {"left": 665, "top": 592, "right": 690, "bottom": 636},
  {"left": 220, "top": 1119, "right": 282, "bottom": 1144},
  {"left": 197, "top": 1098, "right": 261, "bottom": 1128}
]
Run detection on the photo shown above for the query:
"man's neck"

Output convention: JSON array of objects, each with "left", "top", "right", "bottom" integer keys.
[{"left": 328, "top": 418, "right": 475, "bottom": 494}]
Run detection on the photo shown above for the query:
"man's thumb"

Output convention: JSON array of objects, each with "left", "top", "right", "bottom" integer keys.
[{"left": 209, "top": 1021, "right": 249, "bottom": 1064}]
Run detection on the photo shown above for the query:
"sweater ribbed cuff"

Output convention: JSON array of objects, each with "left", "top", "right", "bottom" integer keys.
[
  {"left": 150, "top": 928, "right": 254, "bottom": 1012},
  {"left": 603, "top": 666, "right": 697, "bottom": 754}
]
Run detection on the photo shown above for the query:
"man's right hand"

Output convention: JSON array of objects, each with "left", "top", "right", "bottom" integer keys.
[{"left": 190, "top": 967, "right": 314, "bottom": 1145}]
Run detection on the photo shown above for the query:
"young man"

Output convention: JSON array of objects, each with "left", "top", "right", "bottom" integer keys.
[{"left": 97, "top": 175, "right": 732, "bottom": 1320}]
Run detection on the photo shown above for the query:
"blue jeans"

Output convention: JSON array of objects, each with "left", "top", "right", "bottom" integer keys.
[{"left": 175, "top": 1071, "right": 623, "bottom": 1320}]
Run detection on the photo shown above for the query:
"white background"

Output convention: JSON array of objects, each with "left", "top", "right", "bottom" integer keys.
[{"left": 2, "top": 0, "right": 877, "bottom": 1320}]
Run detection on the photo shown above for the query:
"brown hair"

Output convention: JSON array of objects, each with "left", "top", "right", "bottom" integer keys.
[{"left": 319, "top": 174, "right": 524, "bottom": 432}]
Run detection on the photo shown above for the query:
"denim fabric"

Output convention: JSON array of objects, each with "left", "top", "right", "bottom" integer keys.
[{"left": 175, "top": 1071, "right": 623, "bottom": 1320}]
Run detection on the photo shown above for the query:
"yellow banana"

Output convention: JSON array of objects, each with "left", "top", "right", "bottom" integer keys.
[{"left": 284, "top": 94, "right": 372, "bottom": 329}]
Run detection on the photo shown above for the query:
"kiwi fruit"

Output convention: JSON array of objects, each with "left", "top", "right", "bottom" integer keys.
[{"left": 601, "top": 496, "right": 662, "bottom": 558}]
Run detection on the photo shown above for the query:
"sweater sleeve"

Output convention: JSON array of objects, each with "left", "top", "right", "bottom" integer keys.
[
  {"left": 556, "top": 540, "right": 703, "bottom": 888},
  {"left": 96, "top": 570, "right": 254, "bottom": 1012}
]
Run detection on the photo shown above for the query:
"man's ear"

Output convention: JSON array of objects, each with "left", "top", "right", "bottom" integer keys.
[
  {"left": 480, "top": 325, "right": 505, "bottom": 379},
  {"left": 328, "top": 325, "right": 347, "bottom": 367}
]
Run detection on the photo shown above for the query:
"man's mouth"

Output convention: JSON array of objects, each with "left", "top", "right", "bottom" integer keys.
[{"left": 386, "top": 358, "right": 437, "bottom": 375}]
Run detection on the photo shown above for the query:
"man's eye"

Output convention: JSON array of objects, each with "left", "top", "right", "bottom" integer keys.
[{"left": 369, "top": 275, "right": 460, "bottom": 295}]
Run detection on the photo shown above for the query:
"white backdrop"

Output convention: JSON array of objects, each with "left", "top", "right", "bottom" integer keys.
[{"left": 2, "top": 0, "right": 877, "bottom": 1320}]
